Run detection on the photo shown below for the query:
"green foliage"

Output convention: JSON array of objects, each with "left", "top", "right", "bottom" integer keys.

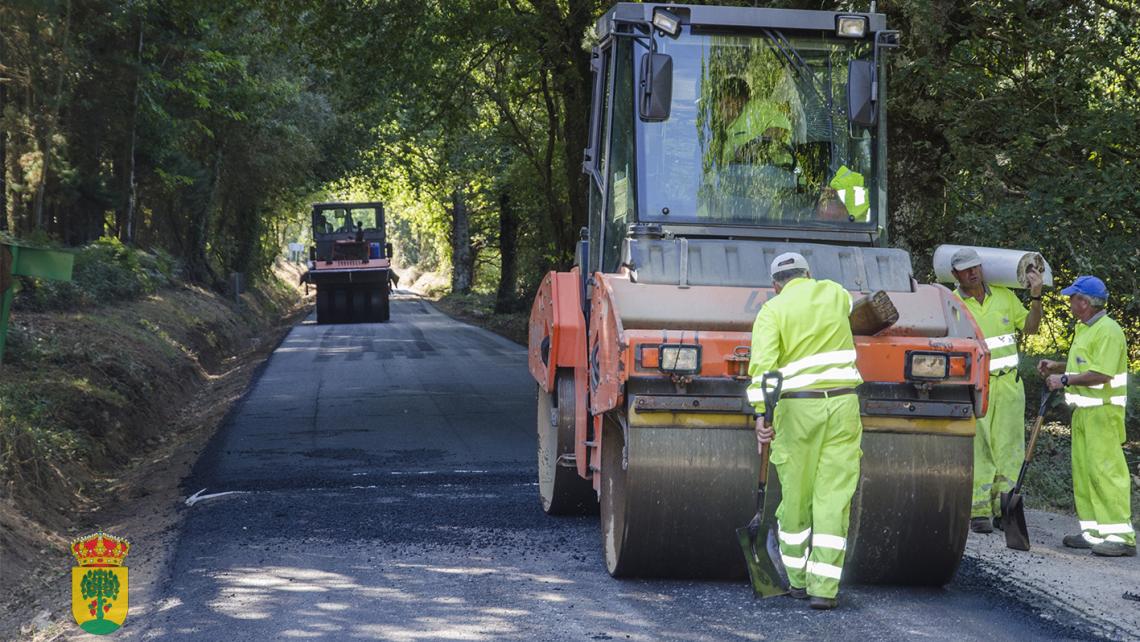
[
  {"left": 80, "top": 569, "right": 120, "bottom": 603},
  {"left": 17, "top": 238, "right": 177, "bottom": 311},
  {"left": 881, "top": 0, "right": 1140, "bottom": 345}
]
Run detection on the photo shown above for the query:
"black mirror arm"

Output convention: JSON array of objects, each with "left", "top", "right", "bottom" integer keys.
[
  {"left": 611, "top": 19, "right": 658, "bottom": 97},
  {"left": 870, "top": 31, "right": 902, "bottom": 111}
]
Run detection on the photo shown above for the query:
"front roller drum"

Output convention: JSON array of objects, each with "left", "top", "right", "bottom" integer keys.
[
  {"left": 844, "top": 431, "right": 972, "bottom": 585},
  {"left": 601, "top": 412, "right": 758, "bottom": 578},
  {"left": 598, "top": 414, "right": 972, "bottom": 585},
  {"left": 537, "top": 370, "right": 597, "bottom": 515}
]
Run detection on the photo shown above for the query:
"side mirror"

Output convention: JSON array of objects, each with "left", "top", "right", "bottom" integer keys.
[
  {"left": 384, "top": 242, "right": 393, "bottom": 259},
  {"left": 639, "top": 53, "right": 673, "bottom": 121},
  {"left": 847, "top": 59, "right": 875, "bottom": 127}
]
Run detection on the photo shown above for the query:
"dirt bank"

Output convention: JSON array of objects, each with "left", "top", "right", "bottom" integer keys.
[{"left": 0, "top": 262, "right": 307, "bottom": 640}]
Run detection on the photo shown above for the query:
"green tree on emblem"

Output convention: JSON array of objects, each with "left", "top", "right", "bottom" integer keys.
[{"left": 79, "top": 569, "right": 121, "bottom": 634}]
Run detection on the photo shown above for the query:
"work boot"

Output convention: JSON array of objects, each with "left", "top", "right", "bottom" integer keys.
[
  {"left": 1062, "top": 533, "right": 1093, "bottom": 549},
  {"left": 970, "top": 517, "right": 993, "bottom": 534},
  {"left": 1091, "top": 541, "right": 1137, "bottom": 557},
  {"left": 788, "top": 586, "right": 807, "bottom": 599},
  {"left": 809, "top": 596, "right": 837, "bottom": 610},
  {"left": 992, "top": 515, "right": 1003, "bottom": 532}
]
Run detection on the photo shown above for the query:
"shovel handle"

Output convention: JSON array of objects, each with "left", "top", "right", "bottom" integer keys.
[
  {"left": 759, "top": 441, "right": 770, "bottom": 486},
  {"left": 1024, "top": 390, "right": 1055, "bottom": 462},
  {"left": 1013, "top": 390, "right": 1055, "bottom": 493}
]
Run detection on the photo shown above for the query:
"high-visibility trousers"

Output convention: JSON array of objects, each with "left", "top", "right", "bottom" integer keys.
[
  {"left": 972, "top": 372, "right": 1026, "bottom": 518},
  {"left": 770, "top": 394, "right": 863, "bottom": 599},
  {"left": 1072, "top": 405, "right": 1136, "bottom": 546}
]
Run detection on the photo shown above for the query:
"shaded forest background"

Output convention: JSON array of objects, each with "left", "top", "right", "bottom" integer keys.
[{"left": 2, "top": 0, "right": 1138, "bottom": 344}]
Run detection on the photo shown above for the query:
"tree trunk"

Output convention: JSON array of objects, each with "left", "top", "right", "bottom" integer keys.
[
  {"left": 557, "top": 0, "right": 595, "bottom": 261},
  {"left": 118, "top": 14, "right": 144, "bottom": 244},
  {"left": 0, "top": 44, "right": 7, "bottom": 233},
  {"left": 526, "top": 0, "right": 595, "bottom": 265},
  {"left": 495, "top": 192, "right": 518, "bottom": 313},
  {"left": 450, "top": 188, "right": 473, "bottom": 294}
]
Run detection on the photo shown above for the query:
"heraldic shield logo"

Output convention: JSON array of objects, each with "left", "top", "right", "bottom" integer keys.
[{"left": 71, "top": 532, "right": 129, "bottom": 635}]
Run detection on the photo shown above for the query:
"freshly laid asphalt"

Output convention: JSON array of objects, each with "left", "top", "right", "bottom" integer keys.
[{"left": 122, "top": 292, "right": 1117, "bottom": 641}]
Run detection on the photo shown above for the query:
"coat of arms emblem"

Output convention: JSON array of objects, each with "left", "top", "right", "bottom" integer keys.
[{"left": 70, "top": 532, "right": 129, "bottom": 634}]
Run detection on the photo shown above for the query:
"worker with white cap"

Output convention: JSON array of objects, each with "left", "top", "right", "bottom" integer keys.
[
  {"left": 1038, "top": 276, "right": 1134, "bottom": 557},
  {"left": 949, "top": 247, "right": 1043, "bottom": 534},
  {"left": 746, "top": 252, "right": 864, "bottom": 610}
]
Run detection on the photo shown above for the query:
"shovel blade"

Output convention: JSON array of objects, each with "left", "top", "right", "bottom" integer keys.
[
  {"left": 736, "top": 526, "right": 788, "bottom": 598},
  {"left": 1001, "top": 490, "right": 1030, "bottom": 551}
]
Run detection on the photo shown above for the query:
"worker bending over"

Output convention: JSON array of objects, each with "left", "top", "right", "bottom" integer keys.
[
  {"left": 746, "top": 252, "right": 864, "bottom": 610},
  {"left": 1038, "top": 276, "right": 1135, "bottom": 557},
  {"left": 950, "top": 248, "right": 1042, "bottom": 533}
]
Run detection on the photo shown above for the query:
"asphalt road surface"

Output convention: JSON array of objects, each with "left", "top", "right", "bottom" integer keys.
[{"left": 131, "top": 293, "right": 1104, "bottom": 641}]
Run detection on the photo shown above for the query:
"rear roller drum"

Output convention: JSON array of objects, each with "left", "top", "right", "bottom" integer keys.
[
  {"left": 537, "top": 371, "right": 597, "bottom": 515},
  {"left": 844, "top": 431, "right": 972, "bottom": 585}
]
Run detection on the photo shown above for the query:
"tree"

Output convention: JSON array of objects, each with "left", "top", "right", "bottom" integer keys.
[
  {"left": 79, "top": 568, "right": 120, "bottom": 631},
  {"left": 495, "top": 191, "right": 518, "bottom": 312}
]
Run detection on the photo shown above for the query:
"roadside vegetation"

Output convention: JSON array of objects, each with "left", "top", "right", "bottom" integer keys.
[{"left": 0, "top": 241, "right": 304, "bottom": 622}]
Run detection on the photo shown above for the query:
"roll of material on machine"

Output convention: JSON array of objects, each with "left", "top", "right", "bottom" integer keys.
[{"left": 933, "top": 245, "right": 1053, "bottom": 290}]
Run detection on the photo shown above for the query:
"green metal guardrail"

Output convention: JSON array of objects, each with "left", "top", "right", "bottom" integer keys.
[{"left": 0, "top": 243, "right": 75, "bottom": 364}]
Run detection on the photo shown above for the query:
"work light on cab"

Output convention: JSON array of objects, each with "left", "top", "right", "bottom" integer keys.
[
  {"left": 835, "top": 15, "right": 868, "bottom": 38},
  {"left": 652, "top": 8, "right": 682, "bottom": 37}
]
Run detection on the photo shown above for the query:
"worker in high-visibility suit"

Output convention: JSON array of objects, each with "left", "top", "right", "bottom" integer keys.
[
  {"left": 746, "top": 252, "right": 863, "bottom": 610},
  {"left": 718, "top": 76, "right": 793, "bottom": 168},
  {"left": 1039, "top": 276, "right": 1135, "bottom": 557},
  {"left": 950, "top": 248, "right": 1042, "bottom": 534}
]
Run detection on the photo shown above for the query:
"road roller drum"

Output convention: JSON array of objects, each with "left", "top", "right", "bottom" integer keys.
[{"left": 600, "top": 409, "right": 974, "bottom": 582}]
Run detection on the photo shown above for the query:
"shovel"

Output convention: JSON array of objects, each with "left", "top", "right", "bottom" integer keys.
[
  {"left": 736, "top": 371, "right": 788, "bottom": 597},
  {"left": 1000, "top": 389, "right": 1056, "bottom": 551}
]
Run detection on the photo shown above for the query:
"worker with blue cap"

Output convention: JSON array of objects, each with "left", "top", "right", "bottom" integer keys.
[{"left": 1038, "top": 276, "right": 1134, "bottom": 557}]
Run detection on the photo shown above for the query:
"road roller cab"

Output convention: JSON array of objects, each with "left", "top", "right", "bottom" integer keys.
[
  {"left": 304, "top": 202, "right": 393, "bottom": 324},
  {"left": 529, "top": 3, "right": 993, "bottom": 584}
]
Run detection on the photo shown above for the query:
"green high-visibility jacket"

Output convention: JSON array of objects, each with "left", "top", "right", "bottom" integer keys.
[
  {"left": 955, "top": 285, "right": 1028, "bottom": 375},
  {"left": 828, "top": 166, "right": 870, "bottom": 222},
  {"left": 1065, "top": 313, "right": 1128, "bottom": 426},
  {"left": 747, "top": 277, "right": 863, "bottom": 414}
]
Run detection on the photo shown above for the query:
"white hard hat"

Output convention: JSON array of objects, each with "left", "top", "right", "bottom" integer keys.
[
  {"left": 950, "top": 247, "right": 983, "bottom": 271},
  {"left": 770, "top": 252, "right": 809, "bottom": 276}
]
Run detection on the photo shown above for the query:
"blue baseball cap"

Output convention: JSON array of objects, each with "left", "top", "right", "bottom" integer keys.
[{"left": 1060, "top": 275, "right": 1108, "bottom": 299}]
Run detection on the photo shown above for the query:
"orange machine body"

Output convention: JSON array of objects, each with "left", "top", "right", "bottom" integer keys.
[{"left": 528, "top": 269, "right": 990, "bottom": 491}]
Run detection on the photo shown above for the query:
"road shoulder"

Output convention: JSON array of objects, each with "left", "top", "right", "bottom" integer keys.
[
  {"left": 965, "top": 508, "right": 1140, "bottom": 640},
  {"left": 5, "top": 308, "right": 303, "bottom": 641}
]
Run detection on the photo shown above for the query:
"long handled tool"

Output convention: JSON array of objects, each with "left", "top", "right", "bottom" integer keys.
[
  {"left": 1001, "top": 389, "right": 1056, "bottom": 551},
  {"left": 736, "top": 371, "right": 788, "bottom": 597}
]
